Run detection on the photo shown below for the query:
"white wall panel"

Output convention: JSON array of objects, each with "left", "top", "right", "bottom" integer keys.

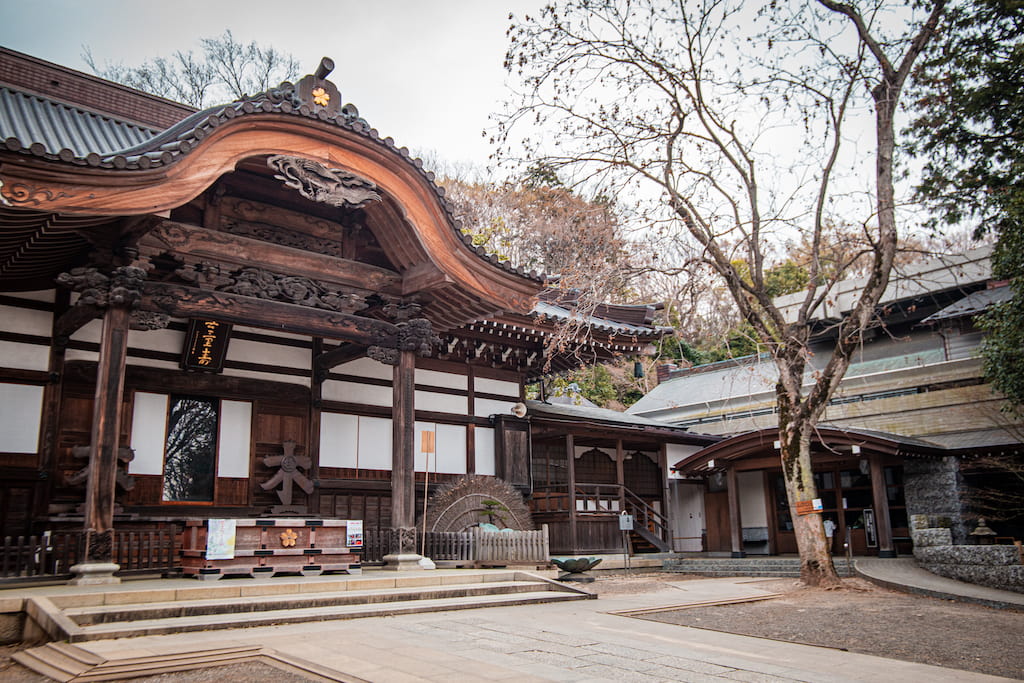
[
  {"left": 666, "top": 444, "right": 703, "bottom": 479},
  {"left": 739, "top": 471, "right": 768, "bottom": 527},
  {"left": 227, "top": 338, "right": 309, "bottom": 369},
  {"left": 319, "top": 413, "right": 359, "bottom": 468},
  {"left": 415, "top": 368, "right": 467, "bottom": 390},
  {"left": 0, "top": 383, "right": 44, "bottom": 453},
  {"left": 475, "top": 426, "right": 496, "bottom": 476},
  {"left": 414, "top": 390, "right": 466, "bottom": 415},
  {"left": 0, "top": 305, "right": 51, "bottom": 336},
  {"left": 0, "top": 341, "right": 50, "bottom": 372},
  {"left": 357, "top": 416, "right": 392, "bottom": 470},
  {"left": 414, "top": 421, "right": 437, "bottom": 472},
  {"left": 322, "top": 380, "right": 392, "bottom": 407},
  {"left": 77, "top": 319, "right": 103, "bottom": 344},
  {"left": 221, "top": 368, "right": 311, "bottom": 387},
  {"left": 130, "top": 392, "right": 168, "bottom": 475},
  {"left": 218, "top": 400, "right": 252, "bottom": 478},
  {"left": 474, "top": 398, "right": 517, "bottom": 418},
  {"left": 474, "top": 377, "right": 520, "bottom": 398},
  {"left": 336, "top": 357, "right": 391, "bottom": 380},
  {"left": 435, "top": 423, "right": 467, "bottom": 474},
  {"left": 128, "top": 327, "right": 185, "bottom": 354}
]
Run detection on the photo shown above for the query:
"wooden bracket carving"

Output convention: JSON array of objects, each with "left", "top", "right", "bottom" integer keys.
[
  {"left": 268, "top": 155, "right": 380, "bottom": 208},
  {"left": 260, "top": 440, "right": 315, "bottom": 507}
]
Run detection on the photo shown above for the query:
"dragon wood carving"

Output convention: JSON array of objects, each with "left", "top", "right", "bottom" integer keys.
[{"left": 268, "top": 155, "right": 380, "bottom": 208}]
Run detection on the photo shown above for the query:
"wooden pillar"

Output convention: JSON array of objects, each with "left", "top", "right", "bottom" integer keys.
[
  {"left": 308, "top": 338, "right": 323, "bottom": 515},
  {"left": 566, "top": 433, "right": 577, "bottom": 553},
  {"left": 870, "top": 455, "right": 895, "bottom": 558},
  {"left": 726, "top": 466, "right": 745, "bottom": 558},
  {"left": 391, "top": 349, "right": 416, "bottom": 535},
  {"left": 660, "top": 444, "right": 673, "bottom": 552},
  {"left": 615, "top": 439, "right": 625, "bottom": 512},
  {"left": 82, "top": 305, "right": 131, "bottom": 566}
]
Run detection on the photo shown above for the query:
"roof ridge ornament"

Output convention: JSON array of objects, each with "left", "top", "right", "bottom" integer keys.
[{"left": 268, "top": 154, "right": 381, "bottom": 208}]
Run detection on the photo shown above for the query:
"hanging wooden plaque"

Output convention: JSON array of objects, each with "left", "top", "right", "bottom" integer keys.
[{"left": 181, "top": 319, "right": 232, "bottom": 372}]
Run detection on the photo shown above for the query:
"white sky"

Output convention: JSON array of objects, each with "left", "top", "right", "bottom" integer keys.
[{"left": 0, "top": 0, "right": 547, "bottom": 170}]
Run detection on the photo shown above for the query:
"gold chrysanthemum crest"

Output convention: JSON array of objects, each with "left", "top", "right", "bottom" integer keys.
[{"left": 312, "top": 87, "right": 330, "bottom": 107}]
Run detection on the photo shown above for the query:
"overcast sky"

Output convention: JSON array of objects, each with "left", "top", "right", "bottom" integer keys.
[{"left": 0, "top": 0, "right": 547, "bottom": 170}]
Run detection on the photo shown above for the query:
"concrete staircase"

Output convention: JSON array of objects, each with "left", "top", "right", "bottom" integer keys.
[
  {"left": 663, "top": 556, "right": 855, "bottom": 578},
  {"left": 21, "top": 570, "right": 592, "bottom": 644}
]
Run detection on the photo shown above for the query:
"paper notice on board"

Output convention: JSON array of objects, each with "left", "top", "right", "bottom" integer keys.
[
  {"left": 206, "top": 519, "right": 237, "bottom": 560},
  {"left": 347, "top": 520, "right": 363, "bottom": 547}
]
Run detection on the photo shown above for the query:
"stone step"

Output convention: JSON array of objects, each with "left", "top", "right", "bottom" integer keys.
[
  {"left": 64, "top": 589, "right": 588, "bottom": 641},
  {"left": 663, "top": 558, "right": 854, "bottom": 578},
  {"left": 66, "top": 580, "right": 551, "bottom": 625}
]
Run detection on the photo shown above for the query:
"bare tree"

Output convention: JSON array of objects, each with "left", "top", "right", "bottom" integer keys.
[
  {"left": 500, "top": 0, "right": 944, "bottom": 585},
  {"left": 84, "top": 30, "right": 300, "bottom": 108}
]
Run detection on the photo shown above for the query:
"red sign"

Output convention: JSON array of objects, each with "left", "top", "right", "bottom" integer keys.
[{"left": 794, "top": 500, "right": 815, "bottom": 516}]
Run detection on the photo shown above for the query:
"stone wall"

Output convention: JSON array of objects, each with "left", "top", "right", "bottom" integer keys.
[
  {"left": 903, "top": 457, "right": 969, "bottom": 544},
  {"left": 911, "top": 516, "right": 1024, "bottom": 594}
]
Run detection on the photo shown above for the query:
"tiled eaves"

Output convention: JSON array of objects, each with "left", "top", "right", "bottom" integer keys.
[{"left": 1, "top": 83, "right": 545, "bottom": 284}]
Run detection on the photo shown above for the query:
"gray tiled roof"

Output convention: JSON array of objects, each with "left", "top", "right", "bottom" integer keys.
[
  {"left": 533, "top": 300, "right": 667, "bottom": 337},
  {"left": 921, "top": 285, "right": 1014, "bottom": 324},
  {"left": 0, "top": 76, "right": 544, "bottom": 283},
  {"left": 0, "top": 87, "right": 157, "bottom": 157},
  {"left": 526, "top": 399, "right": 700, "bottom": 430}
]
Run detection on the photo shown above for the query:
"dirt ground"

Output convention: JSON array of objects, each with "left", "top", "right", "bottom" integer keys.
[
  {"left": 2, "top": 572, "right": 1022, "bottom": 681},
  {"left": 595, "top": 573, "right": 1024, "bottom": 680}
]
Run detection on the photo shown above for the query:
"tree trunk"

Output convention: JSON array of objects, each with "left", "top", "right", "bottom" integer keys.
[{"left": 777, "top": 382, "right": 841, "bottom": 587}]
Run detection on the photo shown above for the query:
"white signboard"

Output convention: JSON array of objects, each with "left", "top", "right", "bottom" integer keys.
[
  {"left": 347, "top": 519, "right": 364, "bottom": 548},
  {"left": 206, "top": 519, "right": 236, "bottom": 560},
  {"left": 619, "top": 513, "right": 634, "bottom": 531}
]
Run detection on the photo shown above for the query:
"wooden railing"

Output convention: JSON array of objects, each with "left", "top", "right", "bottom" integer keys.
[
  {"left": 530, "top": 483, "right": 671, "bottom": 551},
  {"left": 473, "top": 525, "right": 549, "bottom": 565},
  {"left": 0, "top": 528, "right": 179, "bottom": 582}
]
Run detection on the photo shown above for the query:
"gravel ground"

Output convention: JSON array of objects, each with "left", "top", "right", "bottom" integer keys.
[
  {"left": 3, "top": 572, "right": 1022, "bottom": 681},
  {"left": 594, "top": 573, "right": 1024, "bottom": 680}
]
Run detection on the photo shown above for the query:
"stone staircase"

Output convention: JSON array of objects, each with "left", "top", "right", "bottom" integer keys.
[
  {"left": 20, "top": 570, "right": 592, "bottom": 644},
  {"left": 663, "top": 556, "right": 855, "bottom": 578}
]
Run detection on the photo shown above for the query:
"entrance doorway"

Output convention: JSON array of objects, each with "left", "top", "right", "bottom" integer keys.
[{"left": 769, "top": 463, "right": 908, "bottom": 556}]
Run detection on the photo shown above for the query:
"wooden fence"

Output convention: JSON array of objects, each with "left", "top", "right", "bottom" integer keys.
[
  {"left": 363, "top": 525, "right": 550, "bottom": 566},
  {"left": 473, "top": 525, "right": 549, "bottom": 565},
  {"left": 0, "top": 529, "right": 178, "bottom": 582}
]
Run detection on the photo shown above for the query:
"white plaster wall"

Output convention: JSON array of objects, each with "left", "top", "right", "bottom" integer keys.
[
  {"left": 322, "top": 380, "right": 392, "bottom": 407},
  {"left": 336, "top": 357, "right": 392, "bottom": 380},
  {"left": 130, "top": 392, "right": 168, "bottom": 475},
  {"left": 0, "top": 383, "right": 44, "bottom": 453},
  {"left": 127, "top": 327, "right": 185, "bottom": 354},
  {"left": 9, "top": 290, "right": 53, "bottom": 303},
  {"left": 739, "top": 471, "right": 768, "bottom": 527},
  {"left": 357, "top": 416, "right": 392, "bottom": 470},
  {"left": 0, "top": 341, "right": 50, "bottom": 372},
  {"left": 414, "top": 421, "right": 437, "bottom": 472},
  {"left": 414, "top": 390, "right": 466, "bottom": 415},
  {"left": 0, "top": 304, "right": 51, "bottom": 336},
  {"left": 415, "top": 368, "right": 466, "bottom": 390},
  {"left": 435, "top": 423, "right": 467, "bottom": 474},
  {"left": 474, "top": 397, "right": 517, "bottom": 418},
  {"left": 666, "top": 443, "right": 703, "bottom": 479},
  {"left": 218, "top": 400, "right": 252, "bottom": 478},
  {"left": 475, "top": 426, "right": 496, "bottom": 476},
  {"left": 671, "top": 481, "right": 705, "bottom": 552},
  {"left": 474, "top": 377, "right": 520, "bottom": 397},
  {"left": 319, "top": 412, "right": 359, "bottom": 468},
  {"left": 76, "top": 319, "right": 103, "bottom": 344},
  {"left": 221, "top": 367, "right": 311, "bottom": 387},
  {"left": 227, "top": 337, "right": 309, "bottom": 370}
]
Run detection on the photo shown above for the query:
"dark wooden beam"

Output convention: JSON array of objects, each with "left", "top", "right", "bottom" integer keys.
[
  {"left": 54, "top": 303, "right": 102, "bottom": 345},
  {"left": 141, "top": 282, "right": 398, "bottom": 346},
  {"left": 870, "top": 456, "right": 895, "bottom": 558},
  {"left": 140, "top": 220, "right": 401, "bottom": 293},
  {"left": 567, "top": 433, "right": 578, "bottom": 553},
  {"left": 315, "top": 342, "right": 368, "bottom": 378},
  {"left": 401, "top": 262, "right": 454, "bottom": 295}
]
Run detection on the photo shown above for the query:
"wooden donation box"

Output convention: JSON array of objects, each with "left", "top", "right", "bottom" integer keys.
[{"left": 180, "top": 518, "right": 362, "bottom": 580}]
